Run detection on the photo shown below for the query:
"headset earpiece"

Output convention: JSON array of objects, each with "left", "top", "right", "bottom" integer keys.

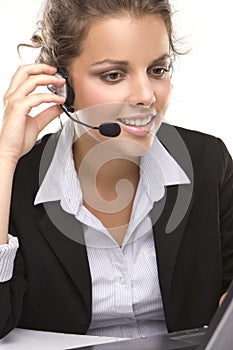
[{"left": 47, "top": 69, "right": 75, "bottom": 112}]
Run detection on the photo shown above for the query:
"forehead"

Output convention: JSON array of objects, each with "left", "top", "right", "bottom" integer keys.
[{"left": 76, "top": 15, "right": 170, "bottom": 65}]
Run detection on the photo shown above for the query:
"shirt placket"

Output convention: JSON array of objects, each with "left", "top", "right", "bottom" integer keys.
[{"left": 110, "top": 246, "right": 138, "bottom": 334}]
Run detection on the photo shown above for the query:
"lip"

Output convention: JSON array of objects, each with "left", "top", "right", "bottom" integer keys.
[
  {"left": 117, "top": 113, "right": 156, "bottom": 136},
  {"left": 118, "top": 111, "right": 155, "bottom": 120}
]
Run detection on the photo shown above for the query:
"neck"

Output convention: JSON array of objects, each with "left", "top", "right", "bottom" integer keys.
[
  {"left": 73, "top": 134, "right": 140, "bottom": 203},
  {"left": 72, "top": 134, "right": 140, "bottom": 244}
]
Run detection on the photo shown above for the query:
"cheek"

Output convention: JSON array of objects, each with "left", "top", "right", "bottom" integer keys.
[
  {"left": 73, "top": 80, "right": 124, "bottom": 110},
  {"left": 72, "top": 77, "right": 172, "bottom": 112},
  {"left": 73, "top": 83, "right": 101, "bottom": 110},
  {"left": 155, "top": 80, "right": 172, "bottom": 114}
]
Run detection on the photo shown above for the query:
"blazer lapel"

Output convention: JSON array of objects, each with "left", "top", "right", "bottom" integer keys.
[
  {"left": 151, "top": 183, "right": 195, "bottom": 308},
  {"left": 154, "top": 123, "right": 195, "bottom": 301},
  {"left": 36, "top": 201, "right": 92, "bottom": 315}
]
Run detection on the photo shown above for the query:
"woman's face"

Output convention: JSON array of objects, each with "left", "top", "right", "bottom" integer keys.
[{"left": 70, "top": 14, "right": 172, "bottom": 155}]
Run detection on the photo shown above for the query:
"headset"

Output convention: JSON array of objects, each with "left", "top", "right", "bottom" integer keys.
[{"left": 47, "top": 69, "right": 121, "bottom": 137}]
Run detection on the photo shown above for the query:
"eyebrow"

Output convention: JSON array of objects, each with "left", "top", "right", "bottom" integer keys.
[
  {"left": 91, "top": 59, "right": 128, "bottom": 67},
  {"left": 91, "top": 54, "right": 171, "bottom": 68}
]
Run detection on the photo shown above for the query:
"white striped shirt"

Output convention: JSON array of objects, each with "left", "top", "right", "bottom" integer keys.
[{"left": 0, "top": 120, "right": 190, "bottom": 338}]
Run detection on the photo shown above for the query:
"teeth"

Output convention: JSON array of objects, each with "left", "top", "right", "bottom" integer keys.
[
  {"left": 119, "top": 115, "right": 153, "bottom": 126},
  {"left": 129, "top": 119, "right": 135, "bottom": 125}
]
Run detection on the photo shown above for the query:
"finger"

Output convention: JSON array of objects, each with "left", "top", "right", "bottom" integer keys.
[
  {"left": 5, "top": 92, "right": 66, "bottom": 119},
  {"left": 3, "top": 64, "right": 57, "bottom": 101},
  {"left": 219, "top": 292, "right": 227, "bottom": 306},
  {"left": 8, "top": 74, "right": 66, "bottom": 100},
  {"left": 33, "top": 104, "right": 63, "bottom": 132}
]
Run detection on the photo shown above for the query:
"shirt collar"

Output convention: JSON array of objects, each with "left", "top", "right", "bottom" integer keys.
[
  {"left": 140, "top": 135, "right": 190, "bottom": 203},
  {"left": 34, "top": 120, "right": 81, "bottom": 212},
  {"left": 34, "top": 120, "right": 190, "bottom": 210}
]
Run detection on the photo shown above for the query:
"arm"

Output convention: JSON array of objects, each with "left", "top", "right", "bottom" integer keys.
[
  {"left": 0, "top": 63, "right": 66, "bottom": 338},
  {"left": 0, "top": 63, "right": 65, "bottom": 242},
  {"left": 0, "top": 160, "right": 16, "bottom": 245}
]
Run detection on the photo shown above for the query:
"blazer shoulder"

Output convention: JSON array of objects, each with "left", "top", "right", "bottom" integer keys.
[
  {"left": 159, "top": 123, "right": 221, "bottom": 148},
  {"left": 13, "top": 131, "right": 60, "bottom": 193},
  {"left": 17, "top": 131, "right": 60, "bottom": 172},
  {"left": 158, "top": 123, "right": 232, "bottom": 179},
  {"left": 173, "top": 124, "right": 231, "bottom": 166}
]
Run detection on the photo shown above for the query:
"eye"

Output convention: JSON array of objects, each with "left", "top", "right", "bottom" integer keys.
[
  {"left": 148, "top": 65, "right": 171, "bottom": 78},
  {"left": 100, "top": 71, "right": 125, "bottom": 83}
]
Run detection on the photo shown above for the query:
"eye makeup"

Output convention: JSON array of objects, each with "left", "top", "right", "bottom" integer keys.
[{"left": 88, "top": 53, "right": 172, "bottom": 83}]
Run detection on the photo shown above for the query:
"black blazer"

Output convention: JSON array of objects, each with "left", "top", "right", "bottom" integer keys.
[{"left": 0, "top": 123, "right": 233, "bottom": 339}]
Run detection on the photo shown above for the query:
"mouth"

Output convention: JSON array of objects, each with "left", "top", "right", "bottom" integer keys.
[
  {"left": 116, "top": 113, "right": 156, "bottom": 136},
  {"left": 117, "top": 114, "right": 154, "bottom": 127}
]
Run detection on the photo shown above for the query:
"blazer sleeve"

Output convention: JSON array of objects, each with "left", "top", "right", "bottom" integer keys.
[
  {"left": 0, "top": 132, "right": 61, "bottom": 339},
  {"left": 0, "top": 226, "right": 28, "bottom": 339},
  {"left": 217, "top": 138, "right": 233, "bottom": 293},
  {"left": 0, "top": 250, "right": 27, "bottom": 339}
]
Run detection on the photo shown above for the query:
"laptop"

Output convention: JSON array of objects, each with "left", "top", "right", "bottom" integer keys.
[{"left": 66, "top": 280, "right": 233, "bottom": 350}]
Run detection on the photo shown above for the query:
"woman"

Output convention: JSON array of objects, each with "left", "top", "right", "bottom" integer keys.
[{"left": 0, "top": 0, "right": 232, "bottom": 340}]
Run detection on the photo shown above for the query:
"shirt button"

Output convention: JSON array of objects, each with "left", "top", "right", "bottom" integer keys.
[{"left": 120, "top": 276, "right": 126, "bottom": 284}]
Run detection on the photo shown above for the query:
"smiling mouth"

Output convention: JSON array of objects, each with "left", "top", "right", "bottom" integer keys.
[{"left": 117, "top": 113, "right": 155, "bottom": 127}]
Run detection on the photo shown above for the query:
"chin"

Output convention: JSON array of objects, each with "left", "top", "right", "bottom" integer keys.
[{"left": 108, "top": 136, "right": 154, "bottom": 159}]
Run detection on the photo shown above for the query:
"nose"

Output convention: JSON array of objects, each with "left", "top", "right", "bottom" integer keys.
[{"left": 127, "top": 73, "right": 155, "bottom": 107}]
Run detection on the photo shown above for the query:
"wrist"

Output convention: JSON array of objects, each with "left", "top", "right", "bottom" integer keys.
[
  {"left": 0, "top": 149, "right": 19, "bottom": 169},
  {"left": 0, "top": 235, "right": 8, "bottom": 245},
  {"left": 0, "top": 155, "right": 18, "bottom": 176}
]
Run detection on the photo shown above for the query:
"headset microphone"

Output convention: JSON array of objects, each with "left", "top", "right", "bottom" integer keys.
[
  {"left": 48, "top": 70, "right": 121, "bottom": 137},
  {"left": 60, "top": 104, "right": 121, "bottom": 137}
]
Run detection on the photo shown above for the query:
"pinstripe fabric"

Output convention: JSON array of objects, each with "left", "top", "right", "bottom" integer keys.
[
  {"left": 84, "top": 223, "right": 167, "bottom": 338},
  {"left": 0, "top": 235, "right": 19, "bottom": 282}
]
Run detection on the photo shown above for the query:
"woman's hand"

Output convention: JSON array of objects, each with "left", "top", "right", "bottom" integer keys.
[
  {"left": 0, "top": 63, "right": 66, "bottom": 166},
  {"left": 219, "top": 292, "right": 227, "bottom": 306}
]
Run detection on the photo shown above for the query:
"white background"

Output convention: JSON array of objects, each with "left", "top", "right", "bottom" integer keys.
[{"left": 0, "top": 0, "right": 232, "bottom": 154}]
